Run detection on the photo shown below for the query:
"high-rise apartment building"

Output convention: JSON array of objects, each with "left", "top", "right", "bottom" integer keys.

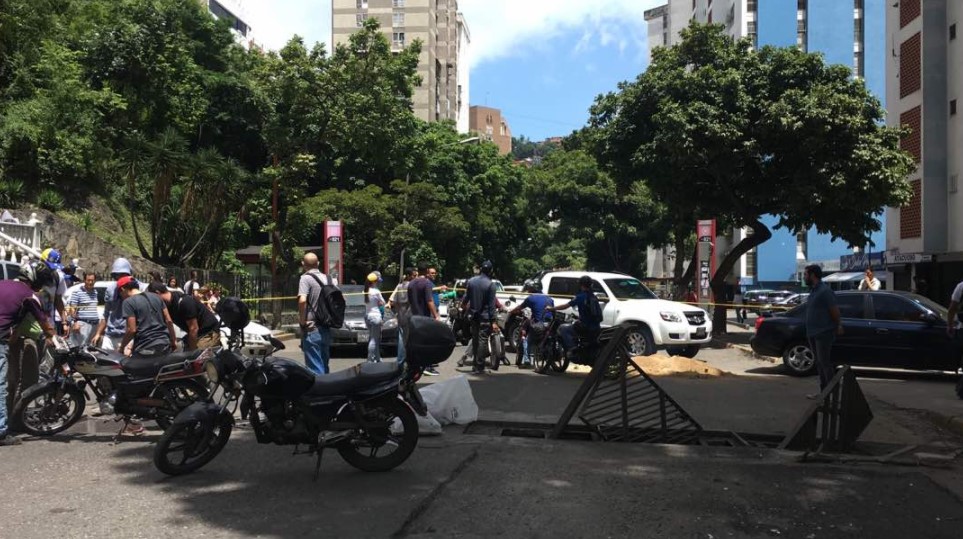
[
  {"left": 332, "top": 0, "right": 470, "bottom": 127},
  {"left": 469, "top": 106, "right": 512, "bottom": 155},
  {"left": 884, "top": 0, "right": 961, "bottom": 299},
  {"left": 201, "top": 0, "right": 254, "bottom": 48},
  {"left": 643, "top": 1, "right": 886, "bottom": 286}
]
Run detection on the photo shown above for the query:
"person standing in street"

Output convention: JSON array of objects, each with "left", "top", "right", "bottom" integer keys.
[
  {"left": 407, "top": 262, "right": 440, "bottom": 375},
  {"left": 39, "top": 248, "right": 68, "bottom": 337},
  {"left": 148, "top": 282, "right": 221, "bottom": 351},
  {"left": 426, "top": 266, "right": 447, "bottom": 374},
  {"left": 67, "top": 272, "right": 101, "bottom": 347},
  {"left": 1, "top": 262, "right": 57, "bottom": 446},
  {"left": 298, "top": 253, "right": 335, "bottom": 375},
  {"left": 387, "top": 267, "right": 416, "bottom": 367},
  {"left": 462, "top": 260, "right": 498, "bottom": 375},
  {"left": 92, "top": 258, "right": 138, "bottom": 352},
  {"left": 183, "top": 270, "right": 200, "bottom": 298},
  {"left": 734, "top": 287, "right": 745, "bottom": 324},
  {"left": 803, "top": 264, "right": 843, "bottom": 397},
  {"left": 364, "top": 272, "right": 385, "bottom": 363},
  {"left": 858, "top": 268, "right": 881, "bottom": 291}
]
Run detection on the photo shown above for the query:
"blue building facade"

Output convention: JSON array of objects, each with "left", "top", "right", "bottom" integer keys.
[{"left": 753, "top": 0, "right": 886, "bottom": 282}]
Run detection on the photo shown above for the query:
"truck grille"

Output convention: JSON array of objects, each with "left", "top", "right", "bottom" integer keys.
[{"left": 684, "top": 311, "right": 705, "bottom": 326}]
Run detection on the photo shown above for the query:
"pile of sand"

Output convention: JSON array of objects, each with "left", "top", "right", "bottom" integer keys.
[{"left": 631, "top": 355, "right": 730, "bottom": 378}]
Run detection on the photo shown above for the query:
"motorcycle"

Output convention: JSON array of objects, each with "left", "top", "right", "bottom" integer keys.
[
  {"left": 531, "top": 313, "right": 602, "bottom": 375},
  {"left": 13, "top": 337, "right": 214, "bottom": 436},
  {"left": 445, "top": 299, "right": 472, "bottom": 345},
  {"left": 152, "top": 315, "right": 456, "bottom": 477}
]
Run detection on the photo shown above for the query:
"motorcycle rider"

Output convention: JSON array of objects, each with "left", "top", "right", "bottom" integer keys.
[
  {"left": 462, "top": 260, "right": 498, "bottom": 374},
  {"left": 548, "top": 275, "right": 603, "bottom": 360},
  {"left": 0, "top": 262, "right": 57, "bottom": 447},
  {"left": 147, "top": 282, "right": 221, "bottom": 351},
  {"left": 508, "top": 280, "right": 554, "bottom": 369}
]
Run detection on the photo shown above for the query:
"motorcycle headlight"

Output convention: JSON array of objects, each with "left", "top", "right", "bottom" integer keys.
[
  {"left": 660, "top": 311, "right": 683, "bottom": 323},
  {"left": 384, "top": 318, "right": 398, "bottom": 330},
  {"left": 204, "top": 360, "right": 219, "bottom": 384}
]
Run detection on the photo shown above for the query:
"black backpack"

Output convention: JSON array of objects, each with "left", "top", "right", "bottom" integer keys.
[
  {"left": 308, "top": 273, "right": 346, "bottom": 329},
  {"left": 585, "top": 292, "right": 603, "bottom": 324}
]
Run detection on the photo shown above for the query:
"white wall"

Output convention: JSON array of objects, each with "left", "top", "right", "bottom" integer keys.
[{"left": 457, "top": 14, "right": 471, "bottom": 134}]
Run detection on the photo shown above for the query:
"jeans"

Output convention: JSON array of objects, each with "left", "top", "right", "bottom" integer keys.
[
  {"left": 521, "top": 334, "right": 531, "bottom": 364},
  {"left": 0, "top": 343, "right": 10, "bottom": 436},
  {"left": 303, "top": 327, "right": 331, "bottom": 375},
  {"left": 809, "top": 333, "right": 837, "bottom": 390},
  {"left": 366, "top": 315, "right": 383, "bottom": 363},
  {"left": 470, "top": 320, "right": 493, "bottom": 371},
  {"left": 396, "top": 327, "right": 406, "bottom": 367},
  {"left": 70, "top": 321, "right": 98, "bottom": 348}
]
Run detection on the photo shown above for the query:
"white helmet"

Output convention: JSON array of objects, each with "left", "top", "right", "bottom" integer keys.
[{"left": 19, "top": 261, "right": 55, "bottom": 289}]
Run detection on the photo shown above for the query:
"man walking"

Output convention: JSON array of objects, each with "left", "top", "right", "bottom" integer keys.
[
  {"left": 148, "top": 282, "right": 221, "bottom": 351},
  {"left": 387, "top": 267, "right": 417, "bottom": 367},
  {"left": 462, "top": 260, "right": 498, "bottom": 375},
  {"left": 67, "top": 272, "right": 101, "bottom": 347},
  {"left": 298, "top": 253, "right": 335, "bottom": 375},
  {"left": 803, "top": 264, "right": 843, "bottom": 397},
  {"left": 408, "top": 262, "right": 440, "bottom": 375},
  {"left": 1, "top": 262, "right": 57, "bottom": 446}
]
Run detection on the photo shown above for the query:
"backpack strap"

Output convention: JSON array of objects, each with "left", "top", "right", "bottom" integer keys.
[{"left": 307, "top": 272, "right": 329, "bottom": 312}]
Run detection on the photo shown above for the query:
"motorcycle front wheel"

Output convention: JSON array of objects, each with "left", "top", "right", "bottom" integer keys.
[
  {"left": 153, "top": 379, "right": 209, "bottom": 431},
  {"left": 337, "top": 398, "right": 418, "bottom": 472},
  {"left": 532, "top": 344, "right": 550, "bottom": 374},
  {"left": 153, "top": 414, "right": 234, "bottom": 476},
  {"left": 14, "top": 383, "right": 86, "bottom": 436}
]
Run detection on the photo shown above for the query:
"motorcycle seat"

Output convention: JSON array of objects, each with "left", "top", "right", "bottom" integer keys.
[
  {"left": 306, "top": 362, "right": 403, "bottom": 397},
  {"left": 121, "top": 350, "right": 203, "bottom": 378}
]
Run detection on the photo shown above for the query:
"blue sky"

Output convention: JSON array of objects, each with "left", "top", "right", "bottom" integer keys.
[{"left": 246, "top": 0, "right": 664, "bottom": 141}]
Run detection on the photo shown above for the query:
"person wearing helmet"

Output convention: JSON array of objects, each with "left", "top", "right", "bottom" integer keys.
[
  {"left": 508, "top": 280, "right": 555, "bottom": 368},
  {"left": 462, "top": 260, "right": 499, "bottom": 374},
  {"left": 548, "top": 275, "right": 604, "bottom": 358},
  {"left": 39, "top": 248, "right": 68, "bottom": 337},
  {"left": 91, "top": 258, "right": 140, "bottom": 351},
  {"left": 364, "top": 271, "right": 386, "bottom": 363},
  {"left": 0, "top": 262, "right": 58, "bottom": 446}
]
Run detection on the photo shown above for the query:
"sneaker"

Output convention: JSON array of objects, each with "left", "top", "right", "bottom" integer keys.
[
  {"left": 424, "top": 367, "right": 440, "bottom": 376},
  {"left": 0, "top": 434, "right": 22, "bottom": 446},
  {"left": 123, "top": 421, "right": 146, "bottom": 436},
  {"left": 805, "top": 393, "right": 820, "bottom": 400}
]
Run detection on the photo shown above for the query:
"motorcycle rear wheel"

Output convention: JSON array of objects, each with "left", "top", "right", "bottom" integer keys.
[
  {"left": 14, "top": 384, "right": 86, "bottom": 436},
  {"left": 153, "top": 414, "right": 233, "bottom": 476},
  {"left": 153, "top": 379, "right": 209, "bottom": 431},
  {"left": 550, "top": 355, "right": 569, "bottom": 373},
  {"left": 337, "top": 398, "right": 418, "bottom": 472}
]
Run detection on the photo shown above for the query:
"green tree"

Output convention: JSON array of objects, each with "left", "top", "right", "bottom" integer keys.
[{"left": 592, "top": 23, "right": 915, "bottom": 331}]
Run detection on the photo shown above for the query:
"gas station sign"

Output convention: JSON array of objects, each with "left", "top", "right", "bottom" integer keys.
[{"left": 323, "top": 221, "right": 343, "bottom": 285}]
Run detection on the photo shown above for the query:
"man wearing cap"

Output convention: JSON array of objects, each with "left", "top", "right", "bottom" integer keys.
[
  {"left": 148, "top": 282, "right": 220, "bottom": 351},
  {"left": 39, "top": 248, "right": 69, "bottom": 337},
  {"left": 118, "top": 276, "right": 176, "bottom": 357},
  {"left": 92, "top": 258, "right": 142, "bottom": 352}
]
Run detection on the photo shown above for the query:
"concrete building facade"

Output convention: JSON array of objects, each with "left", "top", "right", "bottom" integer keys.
[
  {"left": 884, "top": 0, "right": 961, "bottom": 301},
  {"left": 468, "top": 106, "right": 512, "bottom": 155},
  {"left": 332, "top": 0, "right": 469, "bottom": 127},
  {"left": 643, "top": 1, "right": 887, "bottom": 288},
  {"left": 202, "top": 0, "right": 255, "bottom": 48}
]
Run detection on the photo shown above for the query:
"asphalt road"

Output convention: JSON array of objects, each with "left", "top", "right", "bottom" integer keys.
[{"left": 1, "top": 341, "right": 961, "bottom": 538}]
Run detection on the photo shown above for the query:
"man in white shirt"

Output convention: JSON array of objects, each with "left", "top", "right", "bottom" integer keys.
[
  {"left": 946, "top": 281, "right": 963, "bottom": 337},
  {"left": 857, "top": 268, "right": 881, "bottom": 291}
]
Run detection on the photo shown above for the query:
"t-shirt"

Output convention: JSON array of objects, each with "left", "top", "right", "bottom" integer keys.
[
  {"left": 805, "top": 282, "right": 838, "bottom": 338},
  {"left": 463, "top": 275, "right": 496, "bottom": 321},
  {"left": 858, "top": 277, "right": 881, "bottom": 291},
  {"left": 366, "top": 287, "right": 385, "bottom": 318},
  {"left": 121, "top": 292, "right": 171, "bottom": 354},
  {"left": 520, "top": 294, "right": 554, "bottom": 323},
  {"left": 68, "top": 285, "right": 100, "bottom": 322},
  {"left": 39, "top": 271, "right": 67, "bottom": 321},
  {"left": 408, "top": 277, "right": 435, "bottom": 318},
  {"left": 103, "top": 280, "right": 148, "bottom": 336},
  {"left": 0, "top": 281, "right": 48, "bottom": 340},
  {"left": 168, "top": 292, "right": 219, "bottom": 337},
  {"left": 429, "top": 279, "right": 440, "bottom": 308},
  {"left": 298, "top": 270, "right": 334, "bottom": 329},
  {"left": 183, "top": 279, "right": 198, "bottom": 297},
  {"left": 571, "top": 291, "right": 602, "bottom": 330}
]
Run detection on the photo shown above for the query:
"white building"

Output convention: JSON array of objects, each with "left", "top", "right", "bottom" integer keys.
[
  {"left": 456, "top": 12, "right": 471, "bottom": 134},
  {"left": 203, "top": 0, "right": 255, "bottom": 48}
]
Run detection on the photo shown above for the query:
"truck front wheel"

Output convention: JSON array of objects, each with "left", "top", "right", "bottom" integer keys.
[{"left": 623, "top": 325, "right": 656, "bottom": 357}]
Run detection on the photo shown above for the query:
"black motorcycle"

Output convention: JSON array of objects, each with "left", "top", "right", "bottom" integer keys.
[
  {"left": 13, "top": 337, "right": 213, "bottom": 436},
  {"left": 531, "top": 313, "right": 602, "bottom": 375},
  {"left": 446, "top": 299, "right": 471, "bottom": 345},
  {"left": 153, "top": 316, "right": 456, "bottom": 477}
]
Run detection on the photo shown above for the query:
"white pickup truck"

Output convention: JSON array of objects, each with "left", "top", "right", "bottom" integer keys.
[{"left": 537, "top": 271, "right": 711, "bottom": 358}]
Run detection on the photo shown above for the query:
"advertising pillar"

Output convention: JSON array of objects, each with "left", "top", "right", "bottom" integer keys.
[
  {"left": 696, "top": 219, "right": 717, "bottom": 309},
  {"left": 323, "top": 221, "right": 343, "bottom": 285}
]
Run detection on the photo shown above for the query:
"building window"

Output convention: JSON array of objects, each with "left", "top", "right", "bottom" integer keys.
[
  {"left": 392, "top": 31, "right": 405, "bottom": 48},
  {"left": 747, "top": 0, "right": 757, "bottom": 12},
  {"left": 854, "top": 51, "right": 863, "bottom": 78},
  {"left": 356, "top": 0, "right": 368, "bottom": 8},
  {"left": 951, "top": 24, "right": 957, "bottom": 40},
  {"left": 900, "top": 33, "right": 922, "bottom": 98},
  {"left": 747, "top": 21, "right": 757, "bottom": 48},
  {"left": 356, "top": 12, "right": 367, "bottom": 27},
  {"left": 393, "top": 0, "right": 405, "bottom": 6},
  {"left": 393, "top": 12, "right": 404, "bottom": 26},
  {"left": 952, "top": 99, "right": 958, "bottom": 116}
]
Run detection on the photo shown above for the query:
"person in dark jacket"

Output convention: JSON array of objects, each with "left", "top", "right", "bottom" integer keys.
[{"left": 462, "top": 260, "right": 498, "bottom": 374}]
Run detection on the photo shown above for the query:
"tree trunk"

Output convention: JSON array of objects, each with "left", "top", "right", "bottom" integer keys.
[
  {"left": 709, "top": 220, "right": 772, "bottom": 335},
  {"left": 673, "top": 235, "right": 698, "bottom": 300}
]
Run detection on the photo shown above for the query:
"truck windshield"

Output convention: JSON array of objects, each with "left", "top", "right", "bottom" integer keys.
[{"left": 604, "top": 278, "right": 658, "bottom": 300}]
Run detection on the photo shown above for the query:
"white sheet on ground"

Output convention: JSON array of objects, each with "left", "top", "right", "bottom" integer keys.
[{"left": 419, "top": 375, "right": 479, "bottom": 425}]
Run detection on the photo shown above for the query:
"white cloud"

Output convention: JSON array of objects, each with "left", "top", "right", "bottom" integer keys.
[
  {"left": 459, "top": 0, "right": 665, "bottom": 69},
  {"left": 246, "top": 0, "right": 332, "bottom": 52}
]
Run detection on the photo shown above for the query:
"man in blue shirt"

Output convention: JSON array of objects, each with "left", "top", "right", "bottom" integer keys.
[
  {"left": 549, "top": 275, "right": 603, "bottom": 358},
  {"left": 509, "top": 280, "right": 554, "bottom": 368},
  {"left": 803, "top": 264, "right": 843, "bottom": 395}
]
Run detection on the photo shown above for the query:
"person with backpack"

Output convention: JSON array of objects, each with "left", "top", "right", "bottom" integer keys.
[
  {"left": 298, "top": 252, "right": 343, "bottom": 375},
  {"left": 548, "top": 275, "right": 603, "bottom": 360},
  {"left": 387, "top": 267, "right": 417, "bottom": 367},
  {"left": 462, "top": 260, "right": 498, "bottom": 375}
]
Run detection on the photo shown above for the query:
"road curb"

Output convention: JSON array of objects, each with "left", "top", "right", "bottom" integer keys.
[{"left": 713, "top": 338, "right": 777, "bottom": 363}]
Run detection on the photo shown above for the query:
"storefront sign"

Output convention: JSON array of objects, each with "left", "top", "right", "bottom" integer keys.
[
  {"left": 839, "top": 252, "right": 885, "bottom": 271},
  {"left": 888, "top": 252, "right": 932, "bottom": 264}
]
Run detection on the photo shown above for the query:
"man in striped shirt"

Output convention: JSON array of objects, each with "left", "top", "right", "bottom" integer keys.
[{"left": 68, "top": 272, "right": 101, "bottom": 347}]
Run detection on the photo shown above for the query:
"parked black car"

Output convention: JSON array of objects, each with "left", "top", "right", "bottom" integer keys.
[
  {"left": 330, "top": 285, "right": 399, "bottom": 353},
  {"left": 744, "top": 289, "right": 795, "bottom": 314},
  {"left": 751, "top": 290, "right": 962, "bottom": 376}
]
